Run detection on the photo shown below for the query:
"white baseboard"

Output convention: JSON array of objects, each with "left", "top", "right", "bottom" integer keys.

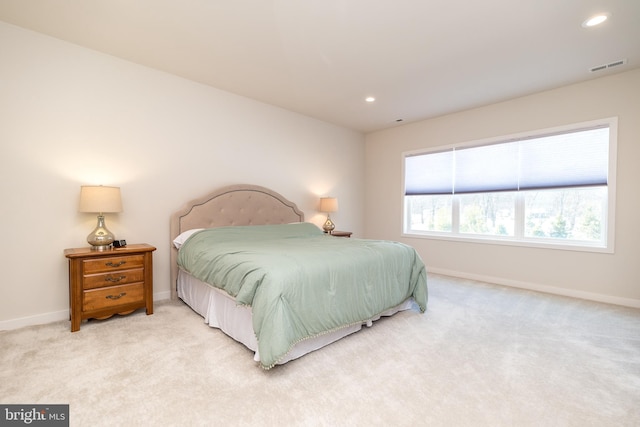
[
  {"left": 0, "top": 309, "right": 69, "bottom": 331},
  {"left": 0, "top": 292, "right": 172, "bottom": 332},
  {"left": 154, "top": 290, "right": 171, "bottom": 301},
  {"left": 428, "top": 267, "right": 640, "bottom": 309}
]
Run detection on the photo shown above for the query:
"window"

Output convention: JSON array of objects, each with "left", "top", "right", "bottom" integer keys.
[{"left": 403, "top": 118, "right": 616, "bottom": 252}]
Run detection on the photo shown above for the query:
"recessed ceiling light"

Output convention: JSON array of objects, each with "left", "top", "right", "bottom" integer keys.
[
  {"left": 365, "top": 97, "right": 375, "bottom": 103},
  {"left": 582, "top": 13, "right": 609, "bottom": 28}
]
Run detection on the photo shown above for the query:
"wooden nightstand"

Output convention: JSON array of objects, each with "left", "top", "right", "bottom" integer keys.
[
  {"left": 64, "top": 244, "right": 156, "bottom": 332},
  {"left": 330, "top": 231, "right": 352, "bottom": 238}
]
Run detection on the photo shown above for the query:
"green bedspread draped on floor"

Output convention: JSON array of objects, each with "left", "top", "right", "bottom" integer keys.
[{"left": 177, "top": 222, "right": 428, "bottom": 369}]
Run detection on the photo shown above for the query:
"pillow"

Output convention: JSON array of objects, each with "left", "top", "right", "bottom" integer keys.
[{"left": 173, "top": 228, "right": 204, "bottom": 249}]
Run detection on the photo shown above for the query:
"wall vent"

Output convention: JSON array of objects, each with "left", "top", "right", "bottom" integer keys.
[{"left": 590, "top": 58, "right": 627, "bottom": 73}]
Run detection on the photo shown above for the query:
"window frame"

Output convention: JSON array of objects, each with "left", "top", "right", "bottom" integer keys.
[{"left": 401, "top": 117, "right": 617, "bottom": 253}]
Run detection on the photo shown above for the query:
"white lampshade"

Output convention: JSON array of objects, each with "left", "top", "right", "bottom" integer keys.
[
  {"left": 319, "top": 197, "right": 338, "bottom": 213},
  {"left": 79, "top": 186, "right": 123, "bottom": 214}
]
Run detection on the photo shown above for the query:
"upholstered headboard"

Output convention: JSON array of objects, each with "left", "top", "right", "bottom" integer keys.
[{"left": 169, "top": 184, "right": 304, "bottom": 300}]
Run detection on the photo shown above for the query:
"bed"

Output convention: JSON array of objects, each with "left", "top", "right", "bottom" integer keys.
[{"left": 170, "top": 184, "right": 427, "bottom": 369}]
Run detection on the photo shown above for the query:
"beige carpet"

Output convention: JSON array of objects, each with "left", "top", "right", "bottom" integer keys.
[{"left": 1, "top": 274, "right": 639, "bottom": 426}]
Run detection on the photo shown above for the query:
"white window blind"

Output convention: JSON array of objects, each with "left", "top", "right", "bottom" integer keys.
[
  {"left": 405, "top": 126, "right": 609, "bottom": 195},
  {"left": 518, "top": 128, "right": 609, "bottom": 190},
  {"left": 404, "top": 150, "right": 454, "bottom": 195},
  {"left": 455, "top": 142, "right": 519, "bottom": 193}
]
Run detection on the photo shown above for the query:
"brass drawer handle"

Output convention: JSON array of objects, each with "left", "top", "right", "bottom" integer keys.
[
  {"left": 105, "top": 292, "right": 126, "bottom": 300},
  {"left": 105, "top": 261, "right": 126, "bottom": 267},
  {"left": 105, "top": 275, "right": 126, "bottom": 283}
]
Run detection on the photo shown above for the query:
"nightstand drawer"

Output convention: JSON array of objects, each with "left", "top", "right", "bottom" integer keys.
[
  {"left": 83, "top": 283, "right": 144, "bottom": 311},
  {"left": 83, "top": 268, "right": 145, "bottom": 289},
  {"left": 83, "top": 254, "right": 145, "bottom": 274}
]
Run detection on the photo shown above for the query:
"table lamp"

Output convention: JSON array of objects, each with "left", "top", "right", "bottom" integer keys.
[
  {"left": 79, "top": 185, "right": 123, "bottom": 250},
  {"left": 319, "top": 197, "right": 338, "bottom": 234}
]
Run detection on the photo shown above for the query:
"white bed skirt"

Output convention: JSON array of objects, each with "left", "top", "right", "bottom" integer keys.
[{"left": 177, "top": 269, "right": 417, "bottom": 365}]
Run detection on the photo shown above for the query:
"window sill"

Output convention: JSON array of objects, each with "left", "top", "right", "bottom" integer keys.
[{"left": 402, "top": 231, "right": 613, "bottom": 254}]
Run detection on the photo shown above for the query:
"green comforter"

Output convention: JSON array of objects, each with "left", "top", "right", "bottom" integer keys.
[{"left": 177, "top": 222, "right": 427, "bottom": 368}]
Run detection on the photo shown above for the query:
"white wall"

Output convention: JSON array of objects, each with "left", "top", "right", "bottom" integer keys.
[
  {"left": 0, "top": 22, "right": 365, "bottom": 328},
  {"left": 365, "top": 68, "right": 640, "bottom": 307}
]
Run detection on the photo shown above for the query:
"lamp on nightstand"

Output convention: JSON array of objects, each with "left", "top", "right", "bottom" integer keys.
[
  {"left": 319, "top": 197, "right": 338, "bottom": 234},
  {"left": 79, "top": 185, "right": 122, "bottom": 250}
]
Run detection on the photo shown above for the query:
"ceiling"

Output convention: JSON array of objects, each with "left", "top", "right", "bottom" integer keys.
[{"left": 1, "top": 0, "right": 638, "bottom": 133}]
